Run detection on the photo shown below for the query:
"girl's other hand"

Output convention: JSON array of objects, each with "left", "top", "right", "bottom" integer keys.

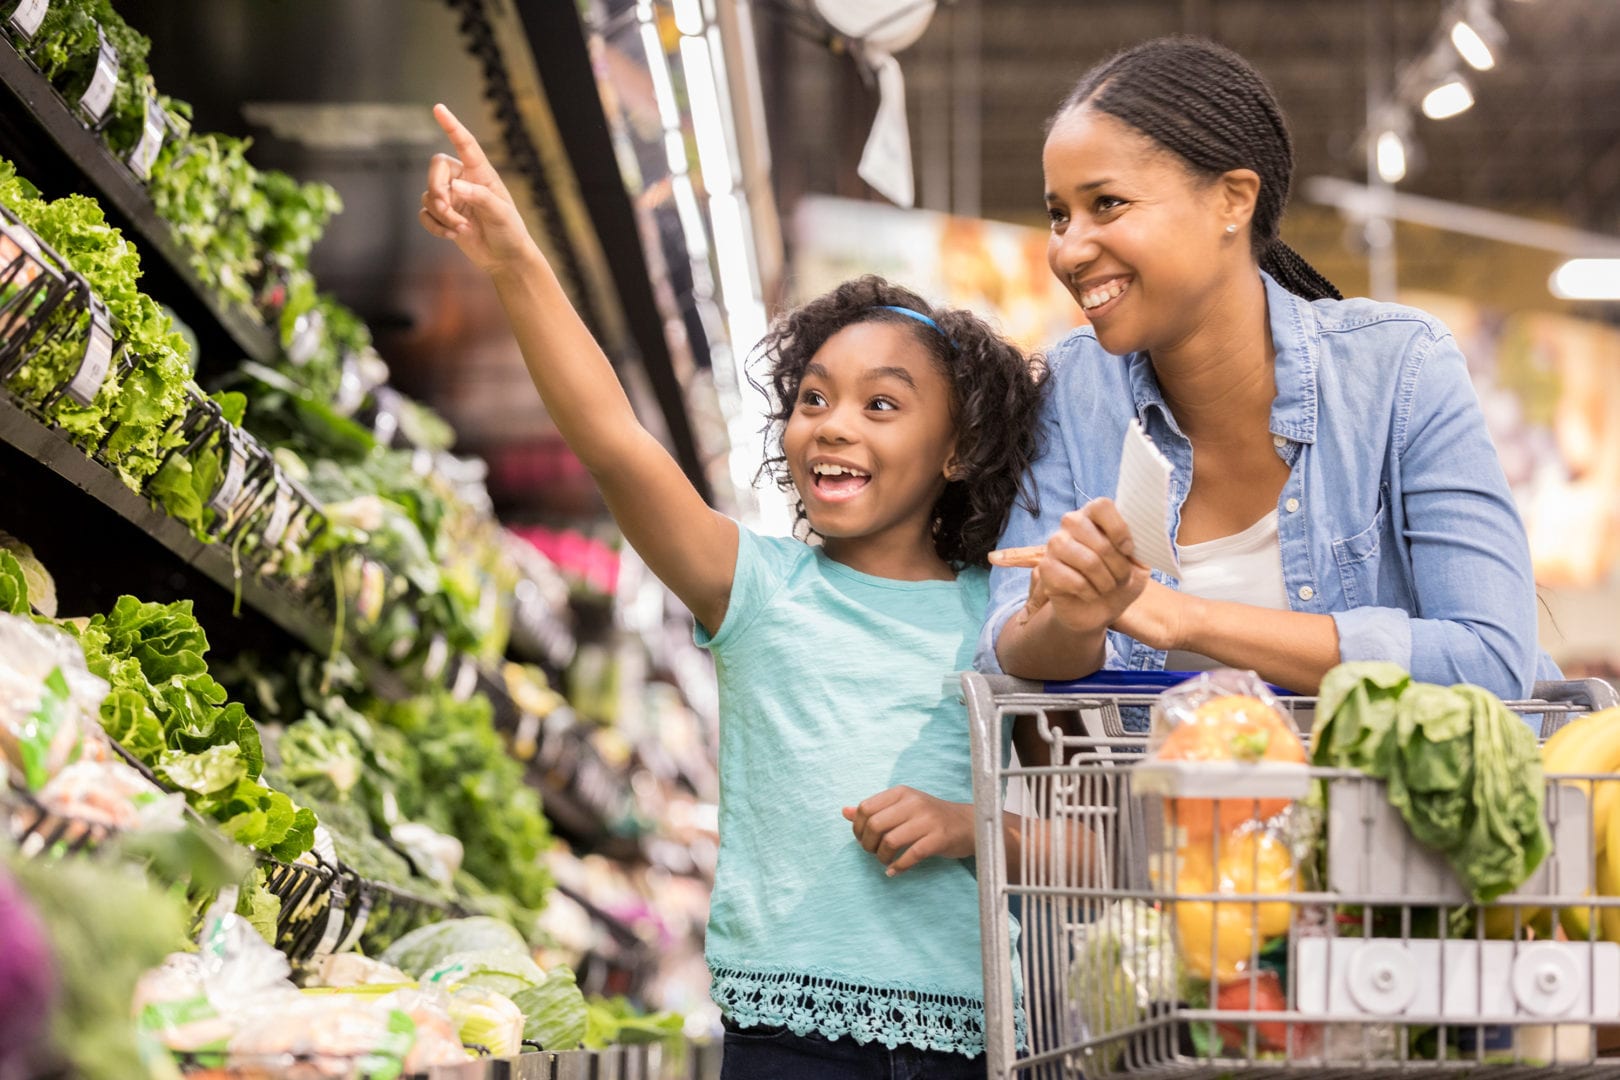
[
  {"left": 420, "top": 104, "right": 536, "bottom": 274},
  {"left": 1024, "top": 498, "right": 1149, "bottom": 634},
  {"left": 842, "top": 786, "right": 975, "bottom": 877}
]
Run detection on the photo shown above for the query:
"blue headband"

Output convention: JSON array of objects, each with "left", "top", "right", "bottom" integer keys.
[{"left": 874, "top": 305, "right": 956, "bottom": 348}]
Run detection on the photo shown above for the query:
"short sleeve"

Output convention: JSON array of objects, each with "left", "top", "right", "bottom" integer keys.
[{"left": 694, "top": 524, "right": 796, "bottom": 651}]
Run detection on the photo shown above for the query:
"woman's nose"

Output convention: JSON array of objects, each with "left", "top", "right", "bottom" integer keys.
[{"left": 1050, "top": 220, "right": 1099, "bottom": 278}]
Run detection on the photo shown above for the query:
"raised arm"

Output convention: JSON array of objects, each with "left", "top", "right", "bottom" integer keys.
[{"left": 420, "top": 105, "right": 736, "bottom": 632}]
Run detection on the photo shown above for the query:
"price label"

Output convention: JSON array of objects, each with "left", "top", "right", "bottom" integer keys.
[
  {"left": 65, "top": 302, "right": 113, "bottom": 406},
  {"left": 77, "top": 30, "right": 119, "bottom": 124},
  {"left": 262, "top": 480, "right": 294, "bottom": 546},
  {"left": 286, "top": 308, "right": 324, "bottom": 366},
  {"left": 450, "top": 656, "right": 478, "bottom": 702},
  {"left": 422, "top": 634, "right": 449, "bottom": 681},
  {"left": 127, "top": 94, "right": 166, "bottom": 180},
  {"left": 208, "top": 430, "right": 248, "bottom": 516},
  {"left": 8, "top": 0, "right": 48, "bottom": 40},
  {"left": 333, "top": 352, "right": 366, "bottom": 416}
]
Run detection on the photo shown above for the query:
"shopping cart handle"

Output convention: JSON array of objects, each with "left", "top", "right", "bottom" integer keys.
[{"left": 1041, "top": 670, "right": 1295, "bottom": 697}]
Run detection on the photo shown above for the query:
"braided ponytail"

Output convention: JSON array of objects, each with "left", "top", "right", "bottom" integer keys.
[
  {"left": 1260, "top": 239, "right": 1342, "bottom": 302},
  {"left": 1053, "top": 37, "right": 1341, "bottom": 303}
]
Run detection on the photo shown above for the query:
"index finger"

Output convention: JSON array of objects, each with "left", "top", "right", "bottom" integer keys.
[{"left": 433, "top": 103, "right": 490, "bottom": 169}]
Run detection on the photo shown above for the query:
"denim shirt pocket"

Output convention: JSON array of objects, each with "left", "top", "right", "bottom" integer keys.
[{"left": 1332, "top": 487, "right": 1387, "bottom": 608}]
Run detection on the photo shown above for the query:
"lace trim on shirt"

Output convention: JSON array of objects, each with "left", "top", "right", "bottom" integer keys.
[{"left": 711, "top": 963, "right": 1023, "bottom": 1058}]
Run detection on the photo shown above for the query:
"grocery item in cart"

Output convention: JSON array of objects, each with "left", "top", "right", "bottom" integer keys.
[
  {"left": 1147, "top": 669, "right": 1306, "bottom": 841},
  {"left": 1165, "top": 823, "right": 1297, "bottom": 980}
]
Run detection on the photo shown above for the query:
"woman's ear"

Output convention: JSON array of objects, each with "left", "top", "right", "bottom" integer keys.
[
  {"left": 1218, "top": 168, "right": 1261, "bottom": 233},
  {"left": 942, "top": 449, "right": 963, "bottom": 481}
]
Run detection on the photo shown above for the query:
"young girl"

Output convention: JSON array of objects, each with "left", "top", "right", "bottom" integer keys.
[{"left": 419, "top": 107, "right": 1044, "bottom": 1077}]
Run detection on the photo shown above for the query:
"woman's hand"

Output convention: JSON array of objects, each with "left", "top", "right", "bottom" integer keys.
[
  {"left": 843, "top": 786, "right": 975, "bottom": 877},
  {"left": 419, "top": 104, "right": 537, "bottom": 275},
  {"left": 1025, "top": 498, "right": 1150, "bottom": 635},
  {"left": 1111, "top": 578, "right": 1196, "bottom": 651}
]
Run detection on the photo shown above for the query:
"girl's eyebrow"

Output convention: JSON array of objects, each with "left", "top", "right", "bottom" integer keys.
[{"left": 864, "top": 366, "right": 917, "bottom": 389}]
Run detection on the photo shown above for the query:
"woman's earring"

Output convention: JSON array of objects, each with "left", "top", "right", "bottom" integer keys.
[{"left": 1225, "top": 224, "right": 1237, "bottom": 235}]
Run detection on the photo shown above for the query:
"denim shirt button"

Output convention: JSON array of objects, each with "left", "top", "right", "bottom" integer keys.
[
  {"left": 1285, "top": 497, "right": 1300, "bottom": 513},
  {"left": 1297, "top": 584, "right": 1315, "bottom": 601},
  {"left": 1272, "top": 434, "right": 1288, "bottom": 448}
]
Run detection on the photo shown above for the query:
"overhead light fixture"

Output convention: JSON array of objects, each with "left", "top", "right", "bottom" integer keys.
[
  {"left": 1549, "top": 259, "right": 1620, "bottom": 301},
  {"left": 1375, "top": 129, "right": 1408, "bottom": 184},
  {"left": 1449, "top": 19, "right": 1496, "bottom": 70},
  {"left": 1421, "top": 76, "right": 1474, "bottom": 119}
]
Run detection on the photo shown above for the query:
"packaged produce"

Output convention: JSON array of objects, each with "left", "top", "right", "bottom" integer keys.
[
  {"left": 378, "top": 915, "right": 529, "bottom": 977},
  {"left": 0, "top": 611, "right": 110, "bottom": 789},
  {"left": 1148, "top": 669, "right": 1305, "bottom": 840}
]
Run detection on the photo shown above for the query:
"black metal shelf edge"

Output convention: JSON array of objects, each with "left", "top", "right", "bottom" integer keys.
[
  {"left": 0, "top": 36, "right": 277, "bottom": 368},
  {"left": 0, "top": 395, "right": 407, "bottom": 698}
]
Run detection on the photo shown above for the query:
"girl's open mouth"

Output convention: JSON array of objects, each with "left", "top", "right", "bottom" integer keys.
[{"left": 810, "top": 462, "right": 871, "bottom": 502}]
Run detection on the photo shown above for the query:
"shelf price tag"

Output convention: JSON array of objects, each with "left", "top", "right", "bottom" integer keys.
[
  {"left": 262, "top": 478, "right": 294, "bottom": 547},
  {"left": 286, "top": 307, "right": 324, "bottom": 366},
  {"left": 127, "top": 93, "right": 167, "bottom": 180},
  {"left": 77, "top": 29, "right": 119, "bottom": 125},
  {"left": 208, "top": 428, "right": 248, "bottom": 516},
  {"left": 422, "top": 633, "right": 449, "bottom": 681},
  {"left": 8, "top": 0, "right": 48, "bottom": 40},
  {"left": 64, "top": 300, "right": 113, "bottom": 406},
  {"left": 450, "top": 656, "right": 478, "bottom": 702}
]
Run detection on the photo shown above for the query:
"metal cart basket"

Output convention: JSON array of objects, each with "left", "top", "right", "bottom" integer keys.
[{"left": 965, "top": 672, "right": 1620, "bottom": 1079}]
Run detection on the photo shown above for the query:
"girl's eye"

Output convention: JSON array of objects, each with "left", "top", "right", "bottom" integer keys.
[
  {"left": 868, "top": 398, "right": 898, "bottom": 412},
  {"left": 799, "top": 389, "right": 826, "bottom": 407}
]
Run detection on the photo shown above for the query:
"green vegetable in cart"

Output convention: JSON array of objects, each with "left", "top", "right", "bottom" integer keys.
[{"left": 1311, "top": 661, "right": 1549, "bottom": 903}]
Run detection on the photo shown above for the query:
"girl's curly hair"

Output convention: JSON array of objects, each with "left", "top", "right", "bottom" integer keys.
[{"left": 753, "top": 275, "right": 1047, "bottom": 567}]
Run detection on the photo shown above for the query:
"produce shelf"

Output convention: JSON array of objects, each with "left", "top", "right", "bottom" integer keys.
[
  {"left": 0, "top": 391, "right": 408, "bottom": 697},
  {"left": 0, "top": 35, "right": 277, "bottom": 371}
]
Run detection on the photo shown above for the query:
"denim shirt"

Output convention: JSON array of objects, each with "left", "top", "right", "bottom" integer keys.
[{"left": 978, "top": 271, "right": 1554, "bottom": 701}]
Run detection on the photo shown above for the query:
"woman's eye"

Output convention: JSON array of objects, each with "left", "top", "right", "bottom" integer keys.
[
  {"left": 1094, "top": 195, "right": 1125, "bottom": 213},
  {"left": 1046, "top": 206, "right": 1068, "bottom": 229}
]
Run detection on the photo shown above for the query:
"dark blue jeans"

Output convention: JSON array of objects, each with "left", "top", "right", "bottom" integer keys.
[{"left": 720, "top": 1018, "right": 987, "bottom": 1080}]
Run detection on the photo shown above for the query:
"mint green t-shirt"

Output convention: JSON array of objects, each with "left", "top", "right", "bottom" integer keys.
[{"left": 696, "top": 526, "right": 995, "bottom": 1057}]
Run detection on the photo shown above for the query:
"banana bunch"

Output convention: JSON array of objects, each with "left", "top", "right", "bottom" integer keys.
[{"left": 1515, "top": 707, "right": 1620, "bottom": 941}]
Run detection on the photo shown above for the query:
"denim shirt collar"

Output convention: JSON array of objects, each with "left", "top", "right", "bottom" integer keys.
[{"left": 1125, "top": 270, "right": 1320, "bottom": 445}]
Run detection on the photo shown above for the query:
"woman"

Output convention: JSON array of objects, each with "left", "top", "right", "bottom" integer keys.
[{"left": 980, "top": 36, "right": 1551, "bottom": 700}]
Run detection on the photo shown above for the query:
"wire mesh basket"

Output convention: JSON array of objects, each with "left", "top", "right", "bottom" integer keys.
[{"left": 965, "top": 671, "right": 1620, "bottom": 1079}]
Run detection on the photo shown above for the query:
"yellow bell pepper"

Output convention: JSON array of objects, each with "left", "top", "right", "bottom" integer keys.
[{"left": 1170, "top": 829, "right": 1294, "bottom": 980}]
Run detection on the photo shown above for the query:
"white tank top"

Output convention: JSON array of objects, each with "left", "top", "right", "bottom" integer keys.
[{"left": 1162, "top": 509, "right": 1289, "bottom": 672}]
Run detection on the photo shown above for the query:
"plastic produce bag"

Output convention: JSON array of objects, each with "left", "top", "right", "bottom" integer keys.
[
  {"left": 1148, "top": 669, "right": 1305, "bottom": 841},
  {"left": 0, "top": 613, "right": 109, "bottom": 788}
]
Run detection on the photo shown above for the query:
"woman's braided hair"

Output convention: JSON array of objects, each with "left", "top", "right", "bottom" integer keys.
[
  {"left": 1052, "top": 36, "right": 1342, "bottom": 302},
  {"left": 753, "top": 275, "right": 1046, "bottom": 568}
]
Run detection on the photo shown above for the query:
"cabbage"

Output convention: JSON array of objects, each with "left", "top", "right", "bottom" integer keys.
[
  {"left": 379, "top": 916, "right": 527, "bottom": 977},
  {"left": 511, "top": 966, "right": 588, "bottom": 1051},
  {"left": 420, "top": 948, "right": 546, "bottom": 998},
  {"left": 446, "top": 986, "right": 523, "bottom": 1058}
]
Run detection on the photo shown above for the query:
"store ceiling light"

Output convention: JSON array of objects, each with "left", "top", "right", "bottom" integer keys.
[
  {"left": 673, "top": 0, "right": 705, "bottom": 36},
  {"left": 1449, "top": 19, "right": 1496, "bottom": 71},
  {"left": 1421, "top": 76, "right": 1474, "bottom": 119},
  {"left": 1549, "top": 259, "right": 1620, "bottom": 301},
  {"left": 1375, "top": 129, "right": 1408, "bottom": 184}
]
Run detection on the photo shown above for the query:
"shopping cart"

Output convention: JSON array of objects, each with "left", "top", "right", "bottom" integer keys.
[{"left": 965, "top": 671, "right": 1620, "bottom": 1078}]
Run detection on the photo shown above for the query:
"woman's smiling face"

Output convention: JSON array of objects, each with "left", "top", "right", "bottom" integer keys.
[{"left": 1043, "top": 107, "right": 1236, "bottom": 357}]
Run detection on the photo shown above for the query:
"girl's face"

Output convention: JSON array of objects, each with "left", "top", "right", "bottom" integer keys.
[
  {"left": 782, "top": 321, "right": 957, "bottom": 565},
  {"left": 1043, "top": 108, "right": 1234, "bottom": 357}
]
